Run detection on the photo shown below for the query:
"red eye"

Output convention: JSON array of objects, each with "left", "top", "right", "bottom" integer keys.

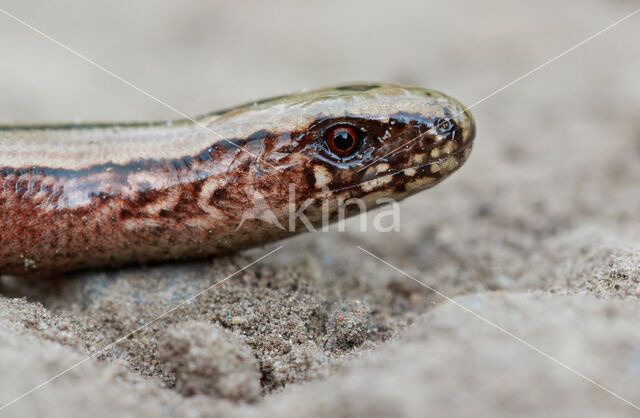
[{"left": 326, "top": 126, "right": 359, "bottom": 156}]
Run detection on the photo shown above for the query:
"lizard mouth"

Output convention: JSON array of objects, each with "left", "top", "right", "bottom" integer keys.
[
  {"left": 322, "top": 141, "right": 473, "bottom": 197},
  {"left": 395, "top": 145, "right": 471, "bottom": 176}
]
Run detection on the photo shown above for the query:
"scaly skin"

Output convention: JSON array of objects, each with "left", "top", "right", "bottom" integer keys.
[{"left": 0, "top": 83, "right": 475, "bottom": 274}]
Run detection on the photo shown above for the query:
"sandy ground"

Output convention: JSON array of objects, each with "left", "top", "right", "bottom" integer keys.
[{"left": 1, "top": 0, "right": 640, "bottom": 416}]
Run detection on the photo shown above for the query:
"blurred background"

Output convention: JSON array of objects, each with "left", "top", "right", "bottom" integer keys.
[
  {"left": 2, "top": 1, "right": 640, "bottom": 416},
  {"left": 1, "top": 0, "right": 637, "bottom": 123}
]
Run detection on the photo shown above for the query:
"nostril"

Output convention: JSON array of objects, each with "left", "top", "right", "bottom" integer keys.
[{"left": 434, "top": 118, "right": 455, "bottom": 135}]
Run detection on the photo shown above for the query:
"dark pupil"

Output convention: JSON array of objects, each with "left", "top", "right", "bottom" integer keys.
[{"left": 333, "top": 130, "right": 354, "bottom": 150}]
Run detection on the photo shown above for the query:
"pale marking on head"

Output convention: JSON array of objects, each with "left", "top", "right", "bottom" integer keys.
[
  {"left": 313, "top": 165, "right": 333, "bottom": 189},
  {"left": 443, "top": 141, "right": 455, "bottom": 154},
  {"left": 375, "top": 163, "right": 390, "bottom": 173},
  {"left": 360, "top": 174, "right": 394, "bottom": 192},
  {"left": 430, "top": 148, "right": 441, "bottom": 158},
  {"left": 443, "top": 158, "right": 459, "bottom": 171},
  {"left": 404, "top": 168, "right": 417, "bottom": 177}
]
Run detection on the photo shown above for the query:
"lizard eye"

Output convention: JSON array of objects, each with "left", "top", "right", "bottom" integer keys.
[{"left": 326, "top": 126, "right": 360, "bottom": 156}]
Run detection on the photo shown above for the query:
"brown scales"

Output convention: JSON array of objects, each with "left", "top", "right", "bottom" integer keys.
[{"left": 0, "top": 84, "right": 475, "bottom": 274}]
